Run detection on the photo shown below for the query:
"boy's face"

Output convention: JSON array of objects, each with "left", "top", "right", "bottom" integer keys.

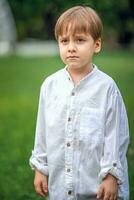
[{"left": 58, "top": 32, "right": 101, "bottom": 71}]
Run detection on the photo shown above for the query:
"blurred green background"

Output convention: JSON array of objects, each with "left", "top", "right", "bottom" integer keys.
[
  {"left": 0, "top": 0, "right": 134, "bottom": 200},
  {"left": 8, "top": 0, "right": 134, "bottom": 48}
]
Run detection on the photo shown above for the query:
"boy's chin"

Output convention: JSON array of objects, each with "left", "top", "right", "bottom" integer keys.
[{"left": 66, "top": 63, "right": 81, "bottom": 69}]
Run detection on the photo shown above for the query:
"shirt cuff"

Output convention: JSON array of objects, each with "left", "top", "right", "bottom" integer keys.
[
  {"left": 98, "top": 161, "right": 123, "bottom": 185},
  {"left": 29, "top": 154, "right": 49, "bottom": 176}
]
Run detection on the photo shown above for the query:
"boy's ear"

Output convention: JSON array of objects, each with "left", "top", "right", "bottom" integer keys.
[{"left": 94, "top": 38, "right": 101, "bottom": 53}]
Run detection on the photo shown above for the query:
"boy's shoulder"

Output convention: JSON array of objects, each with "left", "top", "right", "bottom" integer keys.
[
  {"left": 96, "top": 66, "right": 120, "bottom": 94},
  {"left": 41, "top": 67, "right": 65, "bottom": 89}
]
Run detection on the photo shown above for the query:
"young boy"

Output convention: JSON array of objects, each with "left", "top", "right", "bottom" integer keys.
[{"left": 29, "top": 6, "right": 129, "bottom": 200}]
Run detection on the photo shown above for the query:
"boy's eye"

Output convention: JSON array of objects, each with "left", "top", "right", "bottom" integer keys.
[
  {"left": 60, "top": 39, "right": 68, "bottom": 44},
  {"left": 76, "top": 38, "right": 86, "bottom": 43}
]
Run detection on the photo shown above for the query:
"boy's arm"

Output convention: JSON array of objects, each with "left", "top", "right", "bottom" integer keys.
[
  {"left": 98, "top": 88, "right": 129, "bottom": 185},
  {"left": 29, "top": 83, "right": 49, "bottom": 176}
]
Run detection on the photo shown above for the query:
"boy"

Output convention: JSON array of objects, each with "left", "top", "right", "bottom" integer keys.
[{"left": 29, "top": 6, "right": 129, "bottom": 200}]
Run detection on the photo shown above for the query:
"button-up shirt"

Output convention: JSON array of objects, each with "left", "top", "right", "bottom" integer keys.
[{"left": 29, "top": 64, "right": 129, "bottom": 200}]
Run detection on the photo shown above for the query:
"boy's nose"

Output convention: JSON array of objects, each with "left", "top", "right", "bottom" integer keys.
[{"left": 68, "top": 42, "right": 76, "bottom": 52}]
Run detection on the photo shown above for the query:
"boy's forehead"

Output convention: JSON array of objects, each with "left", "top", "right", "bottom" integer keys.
[{"left": 59, "top": 21, "right": 90, "bottom": 38}]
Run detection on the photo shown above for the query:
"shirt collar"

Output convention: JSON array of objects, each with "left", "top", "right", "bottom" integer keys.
[{"left": 64, "top": 64, "right": 98, "bottom": 86}]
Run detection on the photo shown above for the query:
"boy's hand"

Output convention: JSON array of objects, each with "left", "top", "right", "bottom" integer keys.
[
  {"left": 34, "top": 169, "right": 48, "bottom": 197},
  {"left": 96, "top": 174, "right": 118, "bottom": 200}
]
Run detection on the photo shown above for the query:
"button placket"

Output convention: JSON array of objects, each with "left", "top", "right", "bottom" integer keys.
[{"left": 65, "top": 89, "right": 77, "bottom": 197}]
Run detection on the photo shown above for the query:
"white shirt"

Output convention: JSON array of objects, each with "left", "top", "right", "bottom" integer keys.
[{"left": 29, "top": 64, "right": 129, "bottom": 200}]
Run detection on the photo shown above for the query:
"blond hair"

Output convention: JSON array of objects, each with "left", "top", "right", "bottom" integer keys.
[{"left": 55, "top": 6, "right": 103, "bottom": 41}]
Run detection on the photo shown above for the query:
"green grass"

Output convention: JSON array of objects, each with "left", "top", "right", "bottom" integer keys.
[{"left": 0, "top": 50, "right": 134, "bottom": 200}]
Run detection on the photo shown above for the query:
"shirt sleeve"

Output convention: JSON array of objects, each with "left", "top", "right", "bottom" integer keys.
[
  {"left": 98, "top": 88, "right": 129, "bottom": 184},
  {"left": 29, "top": 83, "right": 49, "bottom": 176}
]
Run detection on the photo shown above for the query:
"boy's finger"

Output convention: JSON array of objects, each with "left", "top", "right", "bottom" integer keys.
[
  {"left": 113, "top": 194, "right": 117, "bottom": 200},
  {"left": 104, "top": 192, "right": 111, "bottom": 200},
  {"left": 96, "top": 186, "right": 104, "bottom": 199},
  {"left": 35, "top": 186, "right": 45, "bottom": 197},
  {"left": 42, "top": 181, "right": 48, "bottom": 193},
  {"left": 109, "top": 196, "right": 114, "bottom": 200}
]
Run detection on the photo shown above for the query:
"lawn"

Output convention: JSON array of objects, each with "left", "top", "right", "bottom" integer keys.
[{"left": 0, "top": 50, "right": 134, "bottom": 200}]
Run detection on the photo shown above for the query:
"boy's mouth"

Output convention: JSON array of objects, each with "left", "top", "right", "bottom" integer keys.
[{"left": 66, "top": 56, "right": 79, "bottom": 59}]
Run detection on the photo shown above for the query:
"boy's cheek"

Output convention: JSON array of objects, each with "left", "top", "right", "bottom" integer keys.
[{"left": 60, "top": 53, "right": 66, "bottom": 63}]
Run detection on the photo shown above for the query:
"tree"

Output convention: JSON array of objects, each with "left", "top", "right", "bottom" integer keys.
[{"left": 8, "top": 0, "right": 134, "bottom": 46}]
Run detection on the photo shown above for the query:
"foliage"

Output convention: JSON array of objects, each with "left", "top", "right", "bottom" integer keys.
[{"left": 8, "top": 0, "right": 134, "bottom": 45}]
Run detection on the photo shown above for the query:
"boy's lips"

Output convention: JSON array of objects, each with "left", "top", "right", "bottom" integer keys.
[{"left": 66, "top": 56, "right": 79, "bottom": 59}]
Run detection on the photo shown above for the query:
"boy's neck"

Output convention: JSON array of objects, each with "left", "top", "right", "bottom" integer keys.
[{"left": 66, "top": 64, "right": 94, "bottom": 86}]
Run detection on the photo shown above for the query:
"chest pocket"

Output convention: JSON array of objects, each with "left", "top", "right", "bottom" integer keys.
[{"left": 79, "top": 107, "right": 103, "bottom": 142}]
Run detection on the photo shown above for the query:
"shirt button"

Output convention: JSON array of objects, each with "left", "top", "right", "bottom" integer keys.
[
  {"left": 72, "top": 92, "right": 75, "bottom": 96},
  {"left": 113, "top": 162, "right": 117, "bottom": 167},
  {"left": 68, "top": 117, "right": 71, "bottom": 122},
  {"left": 68, "top": 190, "right": 72, "bottom": 195},
  {"left": 67, "top": 168, "right": 71, "bottom": 172},
  {"left": 67, "top": 142, "right": 71, "bottom": 147}
]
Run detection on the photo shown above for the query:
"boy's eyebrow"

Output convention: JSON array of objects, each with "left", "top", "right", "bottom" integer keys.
[
  {"left": 59, "top": 33, "right": 89, "bottom": 39},
  {"left": 58, "top": 35, "right": 69, "bottom": 40}
]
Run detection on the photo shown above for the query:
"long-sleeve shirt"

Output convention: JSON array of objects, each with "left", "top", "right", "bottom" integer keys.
[{"left": 29, "top": 64, "right": 129, "bottom": 200}]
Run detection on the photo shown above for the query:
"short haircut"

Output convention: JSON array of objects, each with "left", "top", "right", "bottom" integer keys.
[{"left": 55, "top": 6, "right": 103, "bottom": 41}]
